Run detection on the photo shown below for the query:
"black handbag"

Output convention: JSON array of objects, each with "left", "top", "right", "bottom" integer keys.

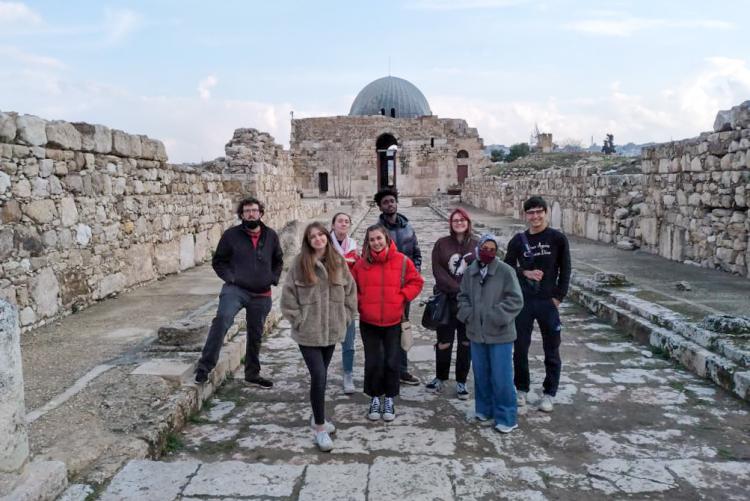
[{"left": 421, "top": 292, "right": 451, "bottom": 331}]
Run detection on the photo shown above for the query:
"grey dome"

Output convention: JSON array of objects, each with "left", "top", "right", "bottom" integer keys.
[{"left": 349, "top": 76, "right": 432, "bottom": 118}]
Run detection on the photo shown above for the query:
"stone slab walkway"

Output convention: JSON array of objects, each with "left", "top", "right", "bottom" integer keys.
[{"left": 91, "top": 205, "right": 750, "bottom": 500}]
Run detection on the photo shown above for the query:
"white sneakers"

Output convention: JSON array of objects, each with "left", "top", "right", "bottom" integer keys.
[
  {"left": 343, "top": 372, "right": 355, "bottom": 394},
  {"left": 516, "top": 391, "right": 527, "bottom": 407},
  {"left": 310, "top": 417, "right": 335, "bottom": 452},
  {"left": 538, "top": 394, "right": 554, "bottom": 413},
  {"left": 495, "top": 423, "right": 518, "bottom": 434},
  {"left": 314, "top": 431, "right": 333, "bottom": 452}
]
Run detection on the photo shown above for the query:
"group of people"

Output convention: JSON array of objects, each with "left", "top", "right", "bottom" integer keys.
[{"left": 193, "top": 190, "right": 571, "bottom": 451}]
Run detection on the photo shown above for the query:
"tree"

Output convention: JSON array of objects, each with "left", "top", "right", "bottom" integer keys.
[
  {"left": 505, "top": 142, "right": 530, "bottom": 162},
  {"left": 602, "top": 133, "right": 616, "bottom": 155},
  {"left": 490, "top": 149, "right": 506, "bottom": 162}
]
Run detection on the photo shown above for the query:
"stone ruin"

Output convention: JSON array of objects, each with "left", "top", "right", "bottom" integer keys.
[{"left": 463, "top": 101, "right": 750, "bottom": 278}]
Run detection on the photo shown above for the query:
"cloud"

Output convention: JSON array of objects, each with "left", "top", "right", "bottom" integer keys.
[
  {"left": 0, "top": 45, "right": 66, "bottom": 69},
  {"left": 406, "top": 0, "right": 528, "bottom": 10},
  {"left": 104, "top": 8, "right": 140, "bottom": 44},
  {"left": 0, "top": 1, "right": 41, "bottom": 26},
  {"left": 429, "top": 57, "right": 750, "bottom": 147},
  {"left": 564, "top": 16, "right": 733, "bottom": 37},
  {"left": 198, "top": 75, "right": 218, "bottom": 100}
]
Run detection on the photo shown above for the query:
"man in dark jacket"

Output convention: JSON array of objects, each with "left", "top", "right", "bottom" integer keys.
[
  {"left": 504, "top": 196, "right": 571, "bottom": 413},
  {"left": 194, "top": 197, "right": 283, "bottom": 388},
  {"left": 375, "top": 188, "right": 422, "bottom": 385}
]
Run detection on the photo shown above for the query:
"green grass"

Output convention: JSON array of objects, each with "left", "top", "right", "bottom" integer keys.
[
  {"left": 163, "top": 431, "right": 185, "bottom": 454},
  {"left": 718, "top": 448, "right": 736, "bottom": 460},
  {"left": 187, "top": 412, "right": 209, "bottom": 425}
]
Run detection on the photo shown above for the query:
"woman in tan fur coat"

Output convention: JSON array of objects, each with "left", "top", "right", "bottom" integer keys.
[{"left": 280, "top": 222, "right": 357, "bottom": 452}]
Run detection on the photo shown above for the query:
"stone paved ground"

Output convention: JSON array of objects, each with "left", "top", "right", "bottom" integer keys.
[{"left": 94, "top": 205, "right": 750, "bottom": 500}]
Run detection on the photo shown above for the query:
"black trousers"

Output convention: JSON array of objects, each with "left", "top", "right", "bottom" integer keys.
[
  {"left": 361, "top": 321, "right": 401, "bottom": 398},
  {"left": 198, "top": 284, "right": 272, "bottom": 379},
  {"left": 299, "top": 344, "right": 335, "bottom": 426},
  {"left": 435, "top": 298, "right": 471, "bottom": 384},
  {"left": 513, "top": 296, "right": 562, "bottom": 397}
]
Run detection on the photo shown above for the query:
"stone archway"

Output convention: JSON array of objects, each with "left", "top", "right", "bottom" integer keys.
[{"left": 376, "top": 133, "right": 398, "bottom": 191}]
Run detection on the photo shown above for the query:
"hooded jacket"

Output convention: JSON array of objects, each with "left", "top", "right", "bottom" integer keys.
[
  {"left": 212, "top": 222, "right": 283, "bottom": 294},
  {"left": 378, "top": 213, "right": 422, "bottom": 270},
  {"left": 457, "top": 258, "right": 524, "bottom": 344},
  {"left": 280, "top": 255, "right": 357, "bottom": 347},
  {"left": 351, "top": 240, "right": 424, "bottom": 327}
]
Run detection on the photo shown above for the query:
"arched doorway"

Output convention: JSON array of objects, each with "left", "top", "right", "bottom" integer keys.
[
  {"left": 456, "top": 150, "right": 469, "bottom": 185},
  {"left": 376, "top": 133, "right": 398, "bottom": 191}
]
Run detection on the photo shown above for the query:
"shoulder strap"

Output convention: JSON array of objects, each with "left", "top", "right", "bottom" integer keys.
[
  {"left": 400, "top": 256, "right": 407, "bottom": 287},
  {"left": 518, "top": 231, "right": 535, "bottom": 267}
]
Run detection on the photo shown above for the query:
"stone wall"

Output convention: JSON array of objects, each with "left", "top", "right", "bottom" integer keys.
[
  {"left": 463, "top": 102, "right": 750, "bottom": 278},
  {"left": 291, "top": 115, "right": 489, "bottom": 198},
  {"left": 0, "top": 112, "right": 307, "bottom": 331}
]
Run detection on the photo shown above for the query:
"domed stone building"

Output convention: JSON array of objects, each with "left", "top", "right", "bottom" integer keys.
[{"left": 290, "top": 76, "right": 489, "bottom": 198}]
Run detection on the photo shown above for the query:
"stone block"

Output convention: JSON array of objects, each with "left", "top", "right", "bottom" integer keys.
[
  {"left": 0, "top": 111, "right": 17, "bottom": 142},
  {"left": 46, "top": 121, "right": 82, "bottom": 150},
  {"left": 131, "top": 359, "right": 194, "bottom": 382},
  {"left": 0, "top": 459, "right": 67, "bottom": 500},
  {"left": 585, "top": 213, "right": 599, "bottom": 240},
  {"left": 112, "top": 130, "right": 143, "bottom": 158},
  {"left": 157, "top": 318, "right": 208, "bottom": 346},
  {"left": 640, "top": 218, "right": 658, "bottom": 246},
  {"left": 714, "top": 100, "right": 750, "bottom": 132},
  {"left": 0, "top": 228, "right": 13, "bottom": 260},
  {"left": 29, "top": 267, "right": 60, "bottom": 318},
  {"left": 0, "top": 170, "right": 9, "bottom": 194},
  {"left": 75, "top": 224, "right": 92, "bottom": 246},
  {"left": 73, "top": 122, "right": 112, "bottom": 154},
  {"left": 123, "top": 243, "right": 156, "bottom": 287},
  {"left": 154, "top": 240, "right": 180, "bottom": 275},
  {"left": 23, "top": 199, "right": 57, "bottom": 224},
  {"left": 59, "top": 268, "right": 91, "bottom": 308},
  {"left": 16, "top": 115, "right": 47, "bottom": 146},
  {"left": 59, "top": 197, "right": 78, "bottom": 227},
  {"left": 141, "top": 137, "right": 167, "bottom": 162},
  {"left": 593, "top": 271, "right": 628, "bottom": 286},
  {"left": 95, "top": 272, "right": 125, "bottom": 299},
  {"left": 179, "top": 234, "right": 195, "bottom": 271},
  {"left": 194, "top": 231, "right": 210, "bottom": 263}
]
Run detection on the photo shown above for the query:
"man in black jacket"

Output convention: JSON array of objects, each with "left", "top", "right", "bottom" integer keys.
[
  {"left": 375, "top": 188, "right": 422, "bottom": 386},
  {"left": 504, "top": 196, "right": 571, "bottom": 413},
  {"left": 194, "top": 197, "right": 283, "bottom": 388}
]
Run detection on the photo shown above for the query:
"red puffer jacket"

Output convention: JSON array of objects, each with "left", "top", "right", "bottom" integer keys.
[{"left": 351, "top": 240, "right": 424, "bottom": 327}]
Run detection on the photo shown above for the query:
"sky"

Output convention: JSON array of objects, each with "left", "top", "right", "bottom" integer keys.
[{"left": 1, "top": 0, "right": 750, "bottom": 162}]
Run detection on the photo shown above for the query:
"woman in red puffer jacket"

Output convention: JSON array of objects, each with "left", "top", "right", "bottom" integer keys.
[{"left": 351, "top": 223, "right": 424, "bottom": 422}]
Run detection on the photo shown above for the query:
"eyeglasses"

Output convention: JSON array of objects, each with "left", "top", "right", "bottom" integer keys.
[
  {"left": 525, "top": 208, "right": 545, "bottom": 215},
  {"left": 451, "top": 218, "right": 468, "bottom": 223},
  {"left": 243, "top": 208, "right": 261, "bottom": 214}
]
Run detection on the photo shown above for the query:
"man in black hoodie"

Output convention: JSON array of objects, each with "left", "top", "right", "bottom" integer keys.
[
  {"left": 376, "top": 188, "right": 422, "bottom": 386},
  {"left": 194, "top": 197, "right": 283, "bottom": 388},
  {"left": 504, "top": 196, "right": 571, "bottom": 413}
]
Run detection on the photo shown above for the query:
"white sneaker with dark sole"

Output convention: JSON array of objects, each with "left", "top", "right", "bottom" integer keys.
[
  {"left": 314, "top": 431, "right": 334, "bottom": 452},
  {"left": 495, "top": 423, "right": 518, "bottom": 434},
  {"left": 310, "top": 416, "right": 336, "bottom": 434},
  {"left": 343, "top": 372, "right": 355, "bottom": 394},
  {"left": 538, "top": 394, "right": 554, "bottom": 413}
]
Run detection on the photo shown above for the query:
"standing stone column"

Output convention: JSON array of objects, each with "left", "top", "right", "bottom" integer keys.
[
  {"left": 0, "top": 299, "right": 29, "bottom": 474},
  {"left": 1, "top": 299, "right": 67, "bottom": 499}
]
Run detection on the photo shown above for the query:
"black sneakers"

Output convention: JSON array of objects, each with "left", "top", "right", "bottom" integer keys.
[
  {"left": 245, "top": 375, "right": 273, "bottom": 389},
  {"left": 194, "top": 368, "right": 208, "bottom": 384}
]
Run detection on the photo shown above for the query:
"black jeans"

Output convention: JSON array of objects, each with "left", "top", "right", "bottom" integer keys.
[
  {"left": 299, "top": 344, "right": 335, "bottom": 426},
  {"left": 198, "top": 284, "right": 272, "bottom": 379},
  {"left": 361, "top": 321, "right": 401, "bottom": 397},
  {"left": 435, "top": 298, "right": 471, "bottom": 383},
  {"left": 513, "top": 296, "right": 562, "bottom": 397}
]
